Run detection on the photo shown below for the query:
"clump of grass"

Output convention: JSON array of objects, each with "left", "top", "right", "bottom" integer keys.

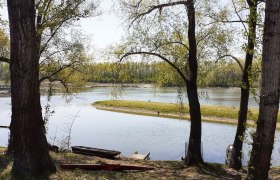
[
  {"left": 93, "top": 100, "right": 272, "bottom": 121},
  {"left": 94, "top": 100, "right": 188, "bottom": 114}
]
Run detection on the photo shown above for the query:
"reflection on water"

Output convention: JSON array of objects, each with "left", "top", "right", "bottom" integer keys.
[{"left": 0, "top": 87, "right": 278, "bottom": 166}]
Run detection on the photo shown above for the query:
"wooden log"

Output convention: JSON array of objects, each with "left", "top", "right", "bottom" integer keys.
[
  {"left": 0, "top": 125, "right": 9, "bottom": 129},
  {"left": 60, "top": 163, "right": 154, "bottom": 171}
]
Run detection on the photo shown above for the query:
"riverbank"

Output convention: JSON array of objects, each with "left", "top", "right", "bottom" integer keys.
[
  {"left": 93, "top": 100, "right": 280, "bottom": 129},
  {"left": 0, "top": 91, "right": 10, "bottom": 97},
  {"left": 85, "top": 82, "right": 155, "bottom": 88},
  {"left": 0, "top": 148, "right": 279, "bottom": 179},
  {"left": 40, "top": 80, "right": 156, "bottom": 89}
]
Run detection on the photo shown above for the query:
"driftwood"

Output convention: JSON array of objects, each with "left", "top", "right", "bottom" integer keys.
[
  {"left": 60, "top": 163, "right": 154, "bottom": 171},
  {"left": 0, "top": 125, "right": 9, "bottom": 129}
]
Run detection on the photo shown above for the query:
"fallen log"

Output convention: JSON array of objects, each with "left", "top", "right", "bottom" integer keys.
[
  {"left": 60, "top": 163, "right": 154, "bottom": 171},
  {"left": 0, "top": 125, "right": 9, "bottom": 129}
]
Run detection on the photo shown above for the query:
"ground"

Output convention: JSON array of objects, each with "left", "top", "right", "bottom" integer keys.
[{"left": 1, "top": 148, "right": 280, "bottom": 179}]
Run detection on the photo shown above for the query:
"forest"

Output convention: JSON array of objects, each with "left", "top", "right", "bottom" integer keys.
[
  {"left": 1, "top": 60, "right": 258, "bottom": 87},
  {"left": 0, "top": 0, "right": 280, "bottom": 179}
]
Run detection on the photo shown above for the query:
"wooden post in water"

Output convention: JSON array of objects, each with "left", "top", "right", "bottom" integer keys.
[{"left": 185, "top": 142, "right": 188, "bottom": 160}]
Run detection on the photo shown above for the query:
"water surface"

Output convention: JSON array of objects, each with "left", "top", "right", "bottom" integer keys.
[{"left": 0, "top": 87, "right": 279, "bottom": 165}]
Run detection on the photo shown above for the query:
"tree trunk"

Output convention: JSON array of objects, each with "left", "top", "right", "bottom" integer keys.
[
  {"left": 184, "top": 0, "right": 203, "bottom": 165},
  {"left": 6, "top": 133, "right": 14, "bottom": 156},
  {"left": 228, "top": 0, "right": 257, "bottom": 170},
  {"left": 185, "top": 83, "right": 203, "bottom": 165},
  {"left": 8, "top": 0, "right": 56, "bottom": 177},
  {"left": 247, "top": 1, "right": 280, "bottom": 179}
]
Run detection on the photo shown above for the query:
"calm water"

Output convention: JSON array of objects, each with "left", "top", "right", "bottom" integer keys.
[{"left": 0, "top": 87, "right": 279, "bottom": 165}]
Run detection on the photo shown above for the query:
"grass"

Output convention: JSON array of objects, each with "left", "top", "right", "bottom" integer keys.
[
  {"left": 1, "top": 147, "right": 279, "bottom": 179},
  {"left": 0, "top": 148, "right": 245, "bottom": 179},
  {"left": 93, "top": 100, "right": 262, "bottom": 121}
]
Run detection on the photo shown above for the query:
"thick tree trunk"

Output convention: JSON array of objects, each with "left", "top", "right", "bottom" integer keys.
[
  {"left": 184, "top": 0, "right": 203, "bottom": 165},
  {"left": 247, "top": 1, "right": 280, "bottom": 179},
  {"left": 6, "top": 5, "right": 44, "bottom": 156},
  {"left": 228, "top": 0, "right": 257, "bottom": 170},
  {"left": 8, "top": 0, "right": 56, "bottom": 177}
]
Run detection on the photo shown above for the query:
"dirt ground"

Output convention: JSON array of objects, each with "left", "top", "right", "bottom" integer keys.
[{"left": 1, "top": 148, "right": 280, "bottom": 180}]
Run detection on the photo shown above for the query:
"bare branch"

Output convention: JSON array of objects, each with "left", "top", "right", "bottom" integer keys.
[
  {"left": 40, "top": 50, "right": 65, "bottom": 65},
  {"left": 216, "top": 54, "right": 244, "bottom": 71},
  {"left": 39, "top": 62, "right": 78, "bottom": 83},
  {"left": 130, "top": 1, "right": 187, "bottom": 24},
  {"left": 120, "top": 51, "right": 189, "bottom": 83},
  {"left": 39, "top": 16, "right": 73, "bottom": 56},
  {"left": 152, "top": 41, "right": 189, "bottom": 51},
  {"left": 204, "top": 20, "right": 263, "bottom": 27},
  {"left": 49, "top": 78, "right": 70, "bottom": 93},
  {"left": 232, "top": 0, "right": 248, "bottom": 33},
  {"left": 0, "top": 57, "right": 10, "bottom": 64},
  {"left": 197, "top": 32, "right": 212, "bottom": 46}
]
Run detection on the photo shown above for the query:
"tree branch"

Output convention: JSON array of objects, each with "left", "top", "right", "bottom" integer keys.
[
  {"left": 120, "top": 51, "right": 189, "bottom": 83},
  {"left": 39, "top": 18, "right": 70, "bottom": 56},
  {"left": 39, "top": 63, "right": 73, "bottom": 83},
  {"left": 232, "top": 0, "right": 248, "bottom": 33},
  {"left": 0, "top": 57, "right": 10, "bottom": 64},
  {"left": 154, "top": 41, "right": 189, "bottom": 51},
  {"left": 47, "top": 78, "right": 70, "bottom": 94},
  {"left": 39, "top": 1, "right": 85, "bottom": 56},
  {"left": 216, "top": 54, "right": 244, "bottom": 71},
  {"left": 131, "top": 1, "right": 187, "bottom": 24}
]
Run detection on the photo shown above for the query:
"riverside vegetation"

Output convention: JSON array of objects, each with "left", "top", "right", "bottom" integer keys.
[
  {"left": 1, "top": 148, "right": 280, "bottom": 179},
  {"left": 0, "top": 60, "right": 260, "bottom": 88},
  {"left": 93, "top": 100, "right": 280, "bottom": 128}
]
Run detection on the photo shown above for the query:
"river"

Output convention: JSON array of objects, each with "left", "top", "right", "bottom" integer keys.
[{"left": 0, "top": 87, "right": 279, "bottom": 166}]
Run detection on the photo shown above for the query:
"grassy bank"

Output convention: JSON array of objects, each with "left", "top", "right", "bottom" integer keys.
[
  {"left": 0, "top": 147, "right": 279, "bottom": 179},
  {"left": 93, "top": 100, "right": 280, "bottom": 128}
]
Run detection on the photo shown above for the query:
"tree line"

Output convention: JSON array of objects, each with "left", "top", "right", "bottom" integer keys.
[
  {"left": 85, "top": 60, "right": 259, "bottom": 87},
  {"left": 1, "top": 60, "right": 260, "bottom": 88}
]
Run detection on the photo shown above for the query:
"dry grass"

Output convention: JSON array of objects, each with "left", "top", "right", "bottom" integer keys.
[
  {"left": 93, "top": 100, "right": 262, "bottom": 120},
  {"left": 1, "top": 147, "right": 280, "bottom": 179},
  {"left": 93, "top": 100, "right": 280, "bottom": 129}
]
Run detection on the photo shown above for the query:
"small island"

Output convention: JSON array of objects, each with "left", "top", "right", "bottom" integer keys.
[{"left": 93, "top": 100, "right": 280, "bottom": 129}]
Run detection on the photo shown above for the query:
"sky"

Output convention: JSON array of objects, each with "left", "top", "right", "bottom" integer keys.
[
  {"left": 80, "top": 0, "right": 124, "bottom": 49},
  {"left": 0, "top": 0, "right": 124, "bottom": 50},
  {"left": 0, "top": 0, "right": 256, "bottom": 61}
]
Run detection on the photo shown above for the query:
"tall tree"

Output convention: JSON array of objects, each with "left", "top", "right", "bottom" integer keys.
[
  {"left": 247, "top": 0, "right": 280, "bottom": 179},
  {"left": 35, "top": 0, "right": 99, "bottom": 83},
  {"left": 8, "top": 0, "right": 56, "bottom": 177},
  {"left": 205, "top": 0, "right": 264, "bottom": 169},
  {"left": 184, "top": 0, "right": 202, "bottom": 165},
  {"left": 6, "top": 0, "right": 99, "bottom": 154},
  {"left": 116, "top": 0, "right": 224, "bottom": 165},
  {"left": 227, "top": 0, "right": 259, "bottom": 170}
]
